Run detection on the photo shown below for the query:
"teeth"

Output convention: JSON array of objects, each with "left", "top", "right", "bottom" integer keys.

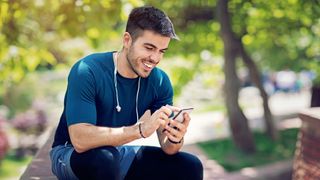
[{"left": 144, "top": 63, "right": 152, "bottom": 68}]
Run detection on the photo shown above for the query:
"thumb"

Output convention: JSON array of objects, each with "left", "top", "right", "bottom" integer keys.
[{"left": 165, "top": 105, "right": 180, "bottom": 112}]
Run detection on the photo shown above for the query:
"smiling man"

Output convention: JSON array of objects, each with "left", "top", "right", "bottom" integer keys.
[{"left": 50, "top": 6, "right": 203, "bottom": 180}]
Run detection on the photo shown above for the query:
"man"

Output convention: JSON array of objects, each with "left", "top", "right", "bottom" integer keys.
[{"left": 50, "top": 6, "right": 203, "bottom": 180}]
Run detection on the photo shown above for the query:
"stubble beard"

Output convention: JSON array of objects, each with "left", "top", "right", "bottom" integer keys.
[{"left": 126, "top": 48, "right": 150, "bottom": 78}]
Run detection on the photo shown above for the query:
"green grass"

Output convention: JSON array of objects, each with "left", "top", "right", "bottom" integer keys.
[
  {"left": 198, "top": 128, "right": 299, "bottom": 172},
  {"left": 0, "top": 153, "right": 32, "bottom": 179}
]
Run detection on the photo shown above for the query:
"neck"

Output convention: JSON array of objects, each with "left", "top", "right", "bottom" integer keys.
[{"left": 115, "top": 51, "right": 138, "bottom": 78}]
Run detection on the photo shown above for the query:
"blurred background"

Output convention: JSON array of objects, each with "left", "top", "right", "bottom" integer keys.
[{"left": 0, "top": 0, "right": 320, "bottom": 179}]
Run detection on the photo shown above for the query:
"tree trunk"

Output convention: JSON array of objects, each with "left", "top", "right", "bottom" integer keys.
[
  {"left": 217, "top": 0, "right": 255, "bottom": 153},
  {"left": 311, "top": 86, "right": 320, "bottom": 107},
  {"left": 239, "top": 43, "right": 279, "bottom": 140}
]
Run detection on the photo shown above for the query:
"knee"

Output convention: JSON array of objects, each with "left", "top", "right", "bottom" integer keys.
[
  {"left": 71, "top": 146, "right": 121, "bottom": 179},
  {"left": 92, "top": 146, "right": 120, "bottom": 168},
  {"left": 187, "top": 153, "right": 203, "bottom": 172},
  {"left": 178, "top": 152, "right": 203, "bottom": 180},
  {"left": 89, "top": 146, "right": 121, "bottom": 179}
]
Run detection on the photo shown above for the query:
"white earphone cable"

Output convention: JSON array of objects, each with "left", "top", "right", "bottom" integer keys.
[
  {"left": 114, "top": 52, "right": 121, "bottom": 112},
  {"left": 114, "top": 51, "right": 141, "bottom": 122},
  {"left": 136, "top": 77, "right": 141, "bottom": 122}
]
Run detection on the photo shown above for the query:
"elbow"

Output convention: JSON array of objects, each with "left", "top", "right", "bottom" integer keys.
[
  {"left": 72, "top": 140, "right": 87, "bottom": 153},
  {"left": 68, "top": 124, "right": 88, "bottom": 153}
]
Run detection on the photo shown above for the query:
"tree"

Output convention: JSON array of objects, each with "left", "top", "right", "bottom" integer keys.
[{"left": 217, "top": 0, "right": 255, "bottom": 153}]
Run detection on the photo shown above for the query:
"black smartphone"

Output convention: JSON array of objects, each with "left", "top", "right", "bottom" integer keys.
[
  {"left": 162, "top": 107, "right": 194, "bottom": 132},
  {"left": 172, "top": 107, "right": 194, "bottom": 122}
]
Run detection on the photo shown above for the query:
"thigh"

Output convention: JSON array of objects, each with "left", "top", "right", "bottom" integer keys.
[
  {"left": 70, "top": 146, "right": 121, "bottom": 180},
  {"left": 124, "top": 146, "right": 203, "bottom": 180},
  {"left": 50, "top": 145, "right": 79, "bottom": 180}
]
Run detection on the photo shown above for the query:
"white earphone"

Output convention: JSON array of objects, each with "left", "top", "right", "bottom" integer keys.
[{"left": 114, "top": 52, "right": 141, "bottom": 122}]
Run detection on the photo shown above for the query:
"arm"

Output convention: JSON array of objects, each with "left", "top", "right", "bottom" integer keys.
[
  {"left": 69, "top": 123, "right": 141, "bottom": 153},
  {"left": 70, "top": 107, "right": 172, "bottom": 153},
  {"left": 65, "top": 61, "right": 142, "bottom": 153}
]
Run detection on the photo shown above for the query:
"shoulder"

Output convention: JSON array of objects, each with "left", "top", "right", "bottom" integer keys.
[
  {"left": 148, "top": 67, "right": 172, "bottom": 88},
  {"left": 80, "top": 52, "right": 113, "bottom": 69},
  {"left": 70, "top": 52, "right": 113, "bottom": 76}
]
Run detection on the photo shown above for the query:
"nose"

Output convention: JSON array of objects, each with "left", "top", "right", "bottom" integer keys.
[{"left": 149, "top": 52, "right": 162, "bottom": 63}]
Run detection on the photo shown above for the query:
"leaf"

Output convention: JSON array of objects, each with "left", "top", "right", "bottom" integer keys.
[
  {"left": 24, "top": 55, "right": 40, "bottom": 72},
  {"left": 40, "top": 50, "right": 56, "bottom": 65},
  {"left": 86, "top": 28, "right": 100, "bottom": 39}
]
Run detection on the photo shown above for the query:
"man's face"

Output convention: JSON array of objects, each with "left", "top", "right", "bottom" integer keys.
[{"left": 125, "top": 30, "right": 171, "bottom": 78}]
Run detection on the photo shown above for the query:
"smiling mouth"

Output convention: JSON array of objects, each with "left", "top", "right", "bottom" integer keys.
[{"left": 143, "top": 62, "right": 153, "bottom": 69}]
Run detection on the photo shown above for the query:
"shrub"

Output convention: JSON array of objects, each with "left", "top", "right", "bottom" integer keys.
[
  {"left": 12, "top": 109, "right": 47, "bottom": 135},
  {"left": 11, "top": 107, "right": 48, "bottom": 158}
]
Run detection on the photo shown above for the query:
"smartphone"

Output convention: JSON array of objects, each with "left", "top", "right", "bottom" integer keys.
[
  {"left": 172, "top": 107, "right": 194, "bottom": 122},
  {"left": 162, "top": 107, "right": 194, "bottom": 132}
]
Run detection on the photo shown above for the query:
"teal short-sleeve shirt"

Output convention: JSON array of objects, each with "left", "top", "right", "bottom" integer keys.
[{"left": 52, "top": 51, "right": 173, "bottom": 178}]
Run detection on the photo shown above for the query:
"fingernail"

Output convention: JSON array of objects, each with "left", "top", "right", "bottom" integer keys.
[{"left": 169, "top": 111, "right": 174, "bottom": 118}]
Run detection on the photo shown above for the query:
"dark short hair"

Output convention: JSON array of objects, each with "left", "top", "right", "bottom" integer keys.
[{"left": 125, "top": 6, "right": 179, "bottom": 41}]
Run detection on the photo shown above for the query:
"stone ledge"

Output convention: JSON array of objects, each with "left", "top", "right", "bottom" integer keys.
[
  {"left": 20, "top": 129, "right": 294, "bottom": 180},
  {"left": 20, "top": 129, "right": 57, "bottom": 180}
]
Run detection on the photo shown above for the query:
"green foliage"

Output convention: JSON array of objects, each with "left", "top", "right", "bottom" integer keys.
[
  {"left": 228, "top": 0, "right": 320, "bottom": 72},
  {"left": 0, "top": 70, "right": 67, "bottom": 118},
  {"left": 2, "top": 0, "right": 320, "bottom": 114},
  {"left": 0, "top": 74, "right": 39, "bottom": 118},
  {"left": 0, "top": 0, "right": 124, "bottom": 86},
  {"left": 198, "top": 128, "right": 299, "bottom": 171},
  {"left": 0, "top": 0, "right": 125, "bottom": 117}
]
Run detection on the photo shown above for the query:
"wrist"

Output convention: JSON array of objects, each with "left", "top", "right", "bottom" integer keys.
[{"left": 138, "top": 122, "right": 146, "bottom": 138}]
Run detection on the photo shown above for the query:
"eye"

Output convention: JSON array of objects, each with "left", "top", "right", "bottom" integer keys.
[{"left": 145, "top": 46, "right": 153, "bottom": 51}]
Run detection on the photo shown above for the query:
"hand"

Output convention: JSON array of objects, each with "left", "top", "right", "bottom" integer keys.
[
  {"left": 139, "top": 106, "right": 172, "bottom": 138},
  {"left": 163, "top": 112, "right": 191, "bottom": 143}
]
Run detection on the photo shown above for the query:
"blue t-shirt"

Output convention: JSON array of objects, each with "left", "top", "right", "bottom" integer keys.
[{"left": 52, "top": 51, "right": 173, "bottom": 178}]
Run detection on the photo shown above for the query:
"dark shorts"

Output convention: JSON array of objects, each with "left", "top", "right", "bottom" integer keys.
[
  {"left": 50, "top": 144, "right": 141, "bottom": 180},
  {"left": 50, "top": 144, "right": 78, "bottom": 180}
]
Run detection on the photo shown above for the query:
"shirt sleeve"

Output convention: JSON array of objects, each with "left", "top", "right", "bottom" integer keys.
[
  {"left": 150, "top": 69, "right": 174, "bottom": 114},
  {"left": 66, "top": 61, "right": 97, "bottom": 126}
]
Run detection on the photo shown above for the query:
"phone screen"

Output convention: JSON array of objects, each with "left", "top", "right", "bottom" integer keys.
[{"left": 172, "top": 107, "right": 194, "bottom": 122}]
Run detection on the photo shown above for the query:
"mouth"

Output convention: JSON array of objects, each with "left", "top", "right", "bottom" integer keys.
[{"left": 142, "top": 61, "right": 154, "bottom": 71}]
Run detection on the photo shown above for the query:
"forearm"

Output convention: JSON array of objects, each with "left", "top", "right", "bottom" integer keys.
[{"left": 69, "top": 123, "right": 141, "bottom": 153}]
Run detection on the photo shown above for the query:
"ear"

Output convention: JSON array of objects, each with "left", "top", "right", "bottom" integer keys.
[{"left": 123, "top": 32, "right": 132, "bottom": 49}]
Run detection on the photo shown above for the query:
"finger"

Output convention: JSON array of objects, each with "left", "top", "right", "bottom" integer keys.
[
  {"left": 161, "top": 111, "right": 171, "bottom": 120},
  {"left": 168, "top": 120, "right": 187, "bottom": 135},
  {"left": 159, "top": 118, "right": 167, "bottom": 126},
  {"left": 158, "top": 112, "right": 170, "bottom": 126},
  {"left": 182, "top": 113, "right": 191, "bottom": 127},
  {"left": 160, "top": 106, "right": 173, "bottom": 117},
  {"left": 165, "top": 105, "right": 181, "bottom": 112},
  {"left": 168, "top": 119, "right": 181, "bottom": 129},
  {"left": 164, "top": 131, "right": 181, "bottom": 142},
  {"left": 166, "top": 122, "right": 186, "bottom": 137}
]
